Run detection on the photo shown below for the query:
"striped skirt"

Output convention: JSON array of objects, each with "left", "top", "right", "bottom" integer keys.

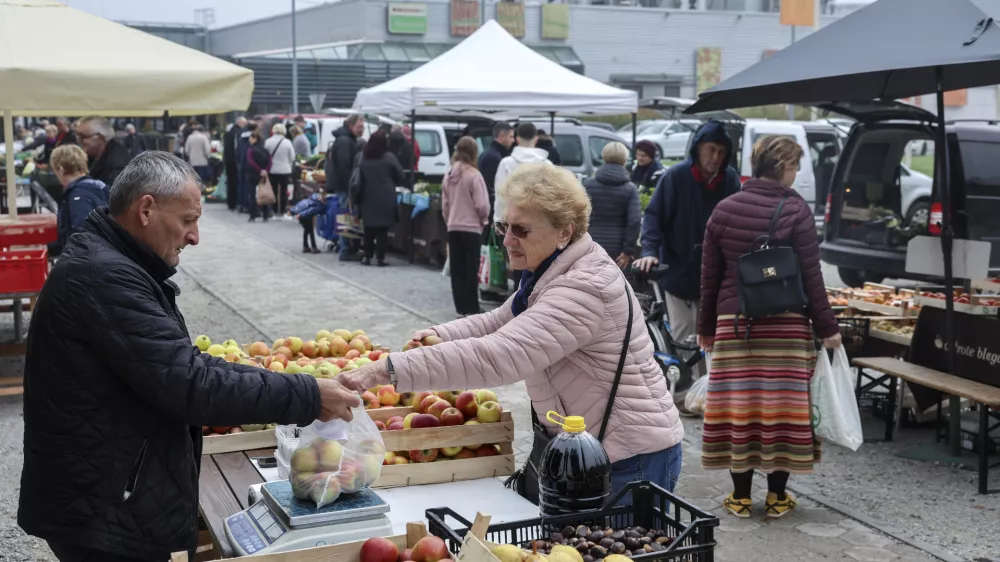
[{"left": 701, "top": 313, "right": 820, "bottom": 474}]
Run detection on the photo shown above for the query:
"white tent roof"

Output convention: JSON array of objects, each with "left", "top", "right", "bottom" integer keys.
[
  {"left": 0, "top": 0, "right": 253, "bottom": 117},
  {"left": 352, "top": 20, "right": 637, "bottom": 117}
]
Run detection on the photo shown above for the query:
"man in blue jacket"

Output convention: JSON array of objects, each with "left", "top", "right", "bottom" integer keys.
[{"left": 634, "top": 120, "right": 740, "bottom": 403}]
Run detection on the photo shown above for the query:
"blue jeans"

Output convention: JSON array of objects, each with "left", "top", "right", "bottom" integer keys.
[{"left": 610, "top": 443, "right": 683, "bottom": 505}]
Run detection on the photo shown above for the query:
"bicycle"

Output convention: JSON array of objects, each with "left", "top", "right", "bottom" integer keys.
[{"left": 630, "top": 263, "right": 705, "bottom": 400}]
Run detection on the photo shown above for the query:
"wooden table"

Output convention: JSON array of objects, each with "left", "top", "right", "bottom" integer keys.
[{"left": 199, "top": 447, "right": 275, "bottom": 559}]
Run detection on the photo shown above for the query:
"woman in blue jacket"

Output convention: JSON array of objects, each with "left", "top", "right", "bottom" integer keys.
[{"left": 47, "top": 145, "right": 108, "bottom": 258}]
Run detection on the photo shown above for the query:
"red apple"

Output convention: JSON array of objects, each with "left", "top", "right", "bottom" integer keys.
[
  {"left": 454, "top": 391, "right": 479, "bottom": 419},
  {"left": 409, "top": 448, "right": 439, "bottom": 463},
  {"left": 375, "top": 420, "right": 387, "bottom": 431},
  {"left": 387, "top": 416, "right": 404, "bottom": 426},
  {"left": 345, "top": 349, "right": 362, "bottom": 360},
  {"left": 427, "top": 400, "right": 450, "bottom": 420},
  {"left": 411, "top": 536, "right": 450, "bottom": 562},
  {"left": 474, "top": 444, "right": 499, "bottom": 457},
  {"left": 412, "top": 391, "right": 433, "bottom": 410},
  {"left": 378, "top": 386, "right": 401, "bottom": 407},
  {"left": 387, "top": 421, "right": 404, "bottom": 431},
  {"left": 332, "top": 357, "right": 349, "bottom": 369},
  {"left": 434, "top": 390, "right": 460, "bottom": 406},
  {"left": 337, "top": 459, "right": 366, "bottom": 493},
  {"left": 454, "top": 449, "right": 476, "bottom": 460},
  {"left": 409, "top": 413, "right": 441, "bottom": 429},
  {"left": 368, "top": 349, "right": 383, "bottom": 361},
  {"left": 361, "top": 537, "right": 399, "bottom": 562},
  {"left": 476, "top": 401, "right": 502, "bottom": 423},
  {"left": 439, "top": 407, "right": 464, "bottom": 427},
  {"left": 248, "top": 341, "right": 270, "bottom": 356},
  {"left": 418, "top": 395, "right": 442, "bottom": 414},
  {"left": 362, "top": 391, "right": 381, "bottom": 409},
  {"left": 301, "top": 340, "right": 318, "bottom": 358},
  {"left": 272, "top": 353, "right": 290, "bottom": 367},
  {"left": 400, "top": 548, "right": 414, "bottom": 561}
]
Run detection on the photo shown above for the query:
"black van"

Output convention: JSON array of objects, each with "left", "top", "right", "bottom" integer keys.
[{"left": 818, "top": 101, "right": 1000, "bottom": 287}]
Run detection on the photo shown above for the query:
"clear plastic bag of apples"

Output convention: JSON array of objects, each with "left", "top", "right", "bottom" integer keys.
[{"left": 288, "top": 402, "right": 386, "bottom": 508}]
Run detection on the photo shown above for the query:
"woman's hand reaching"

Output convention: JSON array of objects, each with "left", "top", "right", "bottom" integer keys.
[
  {"left": 411, "top": 328, "right": 438, "bottom": 343},
  {"left": 338, "top": 360, "right": 391, "bottom": 393}
]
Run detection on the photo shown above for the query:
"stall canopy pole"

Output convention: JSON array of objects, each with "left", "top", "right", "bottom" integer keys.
[
  {"left": 549, "top": 112, "right": 555, "bottom": 140},
  {"left": 630, "top": 112, "right": 637, "bottom": 159},
  {"left": 410, "top": 110, "right": 418, "bottom": 185},
  {"left": 935, "top": 67, "right": 961, "bottom": 457},
  {"left": 3, "top": 110, "right": 15, "bottom": 221}
]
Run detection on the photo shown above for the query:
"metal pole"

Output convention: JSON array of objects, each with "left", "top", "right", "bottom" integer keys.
[
  {"left": 410, "top": 110, "right": 418, "bottom": 179},
  {"left": 936, "top": 67, "right": 961, "bottom": 457},
  {"left": 631, "top": 112, "right": 637, "bottom": 160},
  {"left": 549, "top": 112, "right": 555, "bottom": 143},
  {"left": 292, "top": 0, "right": 299, "bottom": 114},
  {"left": 787, "top": 26, "right": 797, "bottom": 121},
  {"left": 4, "top": 110, "right": 16, "bottom": 221}
]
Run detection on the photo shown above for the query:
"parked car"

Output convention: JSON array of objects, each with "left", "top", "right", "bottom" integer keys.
[
  {"left": 818, "top": 100, "right": 1000, "bottom": 286},
  {"left": 635, "top": 119, "right": 703, "bottom": 159}
]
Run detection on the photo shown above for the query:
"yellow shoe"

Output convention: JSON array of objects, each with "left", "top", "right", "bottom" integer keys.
[
  {"left": 723, "top": 493, "right": 753, "bottom": 518},
  {"left": 765, "top": 492, "right": 797, "bottom": 518}
]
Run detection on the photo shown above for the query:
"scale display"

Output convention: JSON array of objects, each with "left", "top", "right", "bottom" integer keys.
[{"left": 226, "top": 502, "right": 287, "bottom": 555}]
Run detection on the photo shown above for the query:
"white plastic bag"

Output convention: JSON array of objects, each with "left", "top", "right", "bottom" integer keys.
[
  {"left": 685, "top": 374, "right": 709, "bottom": 414},
  {"left": 288, "top": 402, "right": 386, "bottom": 508},
  {"left": 811, "top": 346, "right": 864, "bottom": 451}
]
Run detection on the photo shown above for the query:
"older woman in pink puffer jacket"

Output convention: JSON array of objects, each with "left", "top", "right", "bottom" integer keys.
[{"left": 341, "top": 164, "right": 684, "bottom": 497}]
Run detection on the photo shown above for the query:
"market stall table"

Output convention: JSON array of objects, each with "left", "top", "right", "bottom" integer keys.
[{"left": 198, "top": 447, "right": 538, "bottom": 559}]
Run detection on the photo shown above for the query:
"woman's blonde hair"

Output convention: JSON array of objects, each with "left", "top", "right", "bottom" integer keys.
[
  {"left": 601, "top": 142, "right": 629, "bottom": 166},
  {"left": 271, "top": 123, "right": 286, "bottom": 136},
  {"left": 289, "top": 125, "right": 302, "bottom": 137},
  {"left": 751, "top": 135, "right": 803, "bottom": 181},
  {"left": 499, "top": 164, "right": 590, "bottom": 242},
  {"left": 50, "top": 145, "right": 89, "bottom": 176}
]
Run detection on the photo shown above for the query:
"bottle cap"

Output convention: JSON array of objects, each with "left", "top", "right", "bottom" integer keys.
[{"left": 546, "top": 411, "right": 586, "bottom": 433}]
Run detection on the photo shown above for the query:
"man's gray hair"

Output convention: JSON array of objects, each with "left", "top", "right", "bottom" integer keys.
[
  {"left": 125, "top": 123, "right": 136, "bottom": 133},
  {"left": 236, "top": 116, "right": 248, "bottom": 127},
  {"left": 79, "top": 115, "right": 115, "bottom": 141},
  {"left": 345, "top": 114, "right": 363, "bottom": 128},
  {"left": 108, "top": 152, "right": 201, "bottom": 216}
]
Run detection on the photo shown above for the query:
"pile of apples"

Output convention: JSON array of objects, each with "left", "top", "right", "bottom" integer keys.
[
  {"left": 288, "top": 436, "right": 386, "bottom": 508},
  {"left": 193, "top": 328, "right": 390, "bottom": 379},
  {"left": 361, "top": 535, "right": 451, "bottom": 562},
  {"left": 377, "top": 388, "right": 504, "bottom": 465}
]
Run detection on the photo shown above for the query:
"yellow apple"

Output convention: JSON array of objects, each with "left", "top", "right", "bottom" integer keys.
[
  {"left": 206, "top": 344, "right": 226, "bottom": 357},
  {"left": 194, "top": 335, "right": 211, "bottom": 352}
]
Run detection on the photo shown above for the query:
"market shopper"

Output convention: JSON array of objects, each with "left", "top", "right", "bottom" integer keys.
[
  {"left": 245, "top": 131, "right": 273, "bottom": 222},
  {"left": 352, "top": 131, "right": 404, "bottom": 267},
  {"left": 224, "top": 116, "right": 246, "bottom": 211},
  {"left": 265, "top": 123, "right": 296, "bottom": 215},
  {"left": 235, "top": 121, "right": 257, "bottom": 213},
  {"left": 123, "top": 123, "right": 148, "bottom": 159},
  {"left": 697, "top": 135, "right": 841, "bottom": 519},
  {"left": 55, "top": 117, "right": 77, "bottom": 147},
  {"left": 22, "top": 124, "right": 59, "bottom": 164},
  {"left": 184, "top": 123, "right": 212, "bottom": 184},
  {"left": 326, "top": 114, "right": 366, "bottom": 262},
  {"left": 535, "top": 129, "right": 562, "bottom": 166},
  {"left": 18, "top": 151, "right": 360, "bottom": 562},
  {"left": 389, "top": 124, "right": 417, "bottom": 189},
  {"left": 340, "top": 163, "right": 684, "bottom": 498},
  {"left": 582, "top": 141, "right": 641, "bottom": 267},
  {"left": 294, "top": 115, "right": 318, "bottom": 154},
  {"left": 291, "top": 125, "right": 311, "bottom": 159},
  {"left": 478, "top": 121, "right": 514, "bottom": 224},
  {"left": 633, "top": 119, "right": 740, "bottom": 399},
  {"left": 442, "top": 137, "right": 490, "bottom": 317},
  {"left": 630, "top": 140, "right": 665, "bottom": 193},
  {"left": 46, "top": 145, "right": 108, "bottom": 258},
  {"left": 77, "top": 115, "right": 132, "bottom": 187}
]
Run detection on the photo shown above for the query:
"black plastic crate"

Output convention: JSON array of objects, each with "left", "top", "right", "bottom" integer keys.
[{"left": 426, "top": 481, "right": 719, "bottom": 561}]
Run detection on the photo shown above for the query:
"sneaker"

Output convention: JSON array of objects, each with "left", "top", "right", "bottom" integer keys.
[
  {"left": 723, "top": 493, "right": 752, "bottom": 518},
  {"left": 765, "top": 492, "right": 797, "bottom": 518}
]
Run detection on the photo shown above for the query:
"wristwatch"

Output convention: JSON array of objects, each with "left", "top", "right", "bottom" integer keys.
[{"left": 386, "top": 356, "right": 397, "bottom": 388}]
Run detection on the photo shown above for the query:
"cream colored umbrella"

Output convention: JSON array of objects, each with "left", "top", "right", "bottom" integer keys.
[{"left": 0, "top": 0, "right": 254, "bottom": 220}]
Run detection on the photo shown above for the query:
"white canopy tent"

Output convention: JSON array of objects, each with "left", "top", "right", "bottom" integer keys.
[
  {"left": 0, "top": 0, "right": 254, "bottom": 220},
  {"left": 352, "top": 20, "right": 638, "bottom": 118}
]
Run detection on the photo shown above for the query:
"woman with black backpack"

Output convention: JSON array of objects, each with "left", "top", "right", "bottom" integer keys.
[{"left": 697, "top": 135, "right": 841, "bottom": 520}]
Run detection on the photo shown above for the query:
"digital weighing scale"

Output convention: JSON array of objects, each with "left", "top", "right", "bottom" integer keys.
[{"left": 224, "top": 481, "right": 393, "bottom": 555}]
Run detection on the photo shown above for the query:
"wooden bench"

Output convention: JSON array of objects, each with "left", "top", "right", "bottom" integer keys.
[
  {"left": 199, "top": 447, "right": 276, "bottom": 559},
  {"left": 852, "top": 357, "right": 1000, "bottom": 495}
]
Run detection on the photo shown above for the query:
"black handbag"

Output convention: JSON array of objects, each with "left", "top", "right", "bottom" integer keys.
[
  {"left": 734, "top": 195, "right": 808, "bottom": 336},
  {"left": 504, "top": 281, "right": 634, "bottom": 504}
]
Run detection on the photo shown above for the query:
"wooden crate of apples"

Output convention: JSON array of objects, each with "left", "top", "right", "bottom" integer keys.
[{"left": 361, "top": 335, "right": 515, "bottom": 488}]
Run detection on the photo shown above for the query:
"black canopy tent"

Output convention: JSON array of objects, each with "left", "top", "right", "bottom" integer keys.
[{"left": 685, "top": 0, "right": 1000, "bottom": 464}]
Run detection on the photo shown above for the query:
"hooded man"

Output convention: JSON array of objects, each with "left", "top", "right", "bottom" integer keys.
[
  {"left": 634, "top": 120, "right": 740, "bottom": 401},
  {"left": 492, "top": 122, "right": 552, "bottom": 224}
]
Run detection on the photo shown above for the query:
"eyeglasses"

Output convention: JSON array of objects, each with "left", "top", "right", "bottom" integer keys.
[{"left": 494, "top": 221, "right": 531, "bottom": 239}]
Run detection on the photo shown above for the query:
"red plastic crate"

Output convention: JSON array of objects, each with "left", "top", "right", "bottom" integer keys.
[
  {"left": 0, "top": 248, "right": 49, "bottom": 294},
  {"left": 0, "top": 214, "right": 58, "bottom": 248}
]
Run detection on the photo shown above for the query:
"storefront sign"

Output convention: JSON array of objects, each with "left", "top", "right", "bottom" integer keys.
[
  {"left": 945, "top": 89, "right": 968, "bottom": 107},
  {"left": 450, "top": 0, "right": 480, "bottom": 37},
  {"left": 908, "top": 306, "right": 1000, "bottom": 409},
  {"left": 541, "top": 4, "right": 569, "bottom": 40},
  {"left": 695, "top": 47, "right": 722, "bottom": 95},
  {"left": 387, "top": 3, "right": 428, "bottom": 35},
  {"left": 496, "top": 2, "right": 525, "bottom": 38},
  {"left": 780, "top": 0, "right": 815, "bottom": 27}
]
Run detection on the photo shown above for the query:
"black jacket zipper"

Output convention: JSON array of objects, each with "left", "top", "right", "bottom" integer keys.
[{"left": 122, "top": 439, "right": 149, "bottom": 503}]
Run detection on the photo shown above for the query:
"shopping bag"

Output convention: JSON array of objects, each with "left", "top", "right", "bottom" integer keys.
[
  {"left": 256, "top": 177, "right": 276, "bottom": 206},
  {"left": 685, "top": 373, "right": 709, "bottom": 414},
  {"left": 810, "top": 346, "right": 864, "bottom": 451},
  {"left": 288, "top": 402, "right": 385, "bottom": 508},
  {"left": 480, "top": 229, "right": 505, "bottom": 290}
]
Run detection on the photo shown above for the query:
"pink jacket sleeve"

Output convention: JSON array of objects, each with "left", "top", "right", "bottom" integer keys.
[
  {"left": 441, "top": 170, "right": 452, "bottom": 223},
  {"left": 471, "top": 170, "right": 490, "bottom": 226},
  {"left": 431, "top": 299, "right": 514, "bottom": 342},
  {"left": 391, "top": 278, "right": 605, "bottom": 393}
]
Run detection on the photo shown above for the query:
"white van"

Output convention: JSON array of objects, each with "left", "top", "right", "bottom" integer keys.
[{"left": 739, "top": 119, "right": 817, "bottom": 210}]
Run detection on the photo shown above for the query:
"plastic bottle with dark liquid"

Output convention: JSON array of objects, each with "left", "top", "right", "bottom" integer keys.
[{"left": 537, "top": 411, "right": 612, "bottom": 517}]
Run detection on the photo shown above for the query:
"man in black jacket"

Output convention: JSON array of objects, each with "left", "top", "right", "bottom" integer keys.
[
  {"left": 78, "top": 115, "right": 132, "bottom": 187},
  {"left": 19, "top": 152, "right": 361, "bottom": 562},
  {"left": 325, "top": 114, "right": 365, "bottom": 262},
  {"left": 477, "top": 121, "right": 514, "bottom": 229},
  {"left": 223, "top": 117, "right": 246, "bottom": 211}
]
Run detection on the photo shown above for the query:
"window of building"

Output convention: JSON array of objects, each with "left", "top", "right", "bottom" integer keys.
[{"left": 403, "top": 44, "right": 430, "bottom": 62}]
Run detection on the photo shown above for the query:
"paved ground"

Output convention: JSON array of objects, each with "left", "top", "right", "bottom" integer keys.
[{"left": 0, "top": 203, "right": 995, "bottom": 561}]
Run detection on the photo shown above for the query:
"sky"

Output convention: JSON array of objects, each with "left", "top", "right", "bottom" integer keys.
[{"left": 62, "top": 0, "right": 327, "bottom": 29}]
